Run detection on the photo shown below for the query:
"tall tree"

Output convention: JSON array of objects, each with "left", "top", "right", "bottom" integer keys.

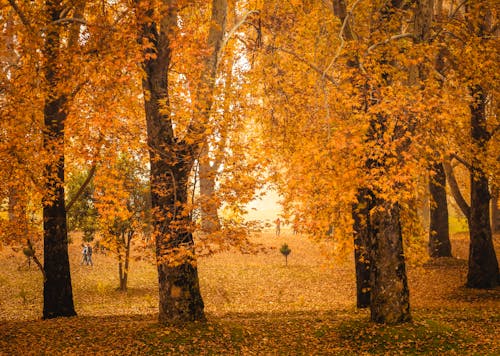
[
  {"left": 467, "top": 83, "right": 499, "bottom": 288},
  {"left": 41, "top": 0, "right": 78, "bottom": 318},
  {"left": 135, "top": 0, "right": 228, "bottom": 322},
  {"left": 440, "top": 1, "right": 499, "bottom": 288}
]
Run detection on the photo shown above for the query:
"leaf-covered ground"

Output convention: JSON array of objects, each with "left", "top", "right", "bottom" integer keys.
[{"left": 0, "top": 231, "right": 498, "bottom": 355}]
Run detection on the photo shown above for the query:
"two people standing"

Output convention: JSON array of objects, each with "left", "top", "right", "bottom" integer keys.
[{"left": 81, "top": 243, "right": 93, "bottom": 266}]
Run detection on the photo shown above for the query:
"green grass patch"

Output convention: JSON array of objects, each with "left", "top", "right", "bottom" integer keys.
[{"left": 337, "top": 318, "right": 472, "bottom": 355}]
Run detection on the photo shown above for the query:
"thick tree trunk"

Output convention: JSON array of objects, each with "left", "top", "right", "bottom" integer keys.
[
  {"left": 42, "top": 0, "right": 75, "bottom": 319},
  {"left": 138, "top": 1, "right": 205, "bottom": 323},
  {"left": 152, "top": 158, "right": 205, "bottom": 323},
  {"left": 466, "top": 85, "right": 499, "bottom": 288},
  {"left": 369, "top": 201, "right": 411, "bottom": 324},
  {"left": 352, "top": 189, "right": 372, "bottom": 308},
  {"left": 428, "top": 162, "right": 452, "bottom": 257}
]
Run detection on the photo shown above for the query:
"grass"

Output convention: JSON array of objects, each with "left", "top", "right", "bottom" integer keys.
[{"left": 0, "top": 230, "right": 498, "bottom": 355}]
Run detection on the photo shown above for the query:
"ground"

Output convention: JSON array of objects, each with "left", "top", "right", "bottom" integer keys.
[{"left": 0, "top": 230, "right": 498, "bottom": 355}]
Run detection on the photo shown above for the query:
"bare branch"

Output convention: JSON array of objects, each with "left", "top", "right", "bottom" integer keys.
[
  {"left": 221, "top": 10, "right": 259, "bottom": 54},
  {"left": 66, "top": 163, "right": 97, "bottom": 212},
  {"left": 269, "top": 46, "right": 337, "bottom": 84},
  {"left": 366, "top": 33, "right": 415, "bottom": 54},
  {"left": 7, "top": 0, "right": 35, "bottom": 34},
  {"left": 450, "top": 153, "right": 472, "bottom": 171},
  {"left": 47, "top": 17, "right": 88, "bottom": 28},
  {"left": 323, "top": 0, "right": 363, "bottom": 77},
  {"left": 443, "top": 159, "right": 471, "bottom": 220}
]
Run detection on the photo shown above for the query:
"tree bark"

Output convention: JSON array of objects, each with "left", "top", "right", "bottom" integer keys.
[
  {"left": 491, "top": 187, "right": 499, "bottom": 233},
  {"left": 352, "top": 189, "right": 372, "bottom": 308},
  {"left": 199, "top": 153, "right": 221, "bottom": 233},
  {"left": 197, "top": 0, "right": 228, "bottom": 233},
  {"left": 428, "top": 162, "right": 452, "bottom": 257},
  {"left": 466, "top": 85, "right": 499, "bottom": 288},
  {"left": 369, "top": 201, "right": 411, "bottom": 323},
  {"left": 42, "top": 0, "right": 76, "bottom": 319},
  {"left": 137, "top": 0, "right": 205, "bottom": 323},
  {"left": 443, "top": 160, "right": 471, "bottom": 219}
]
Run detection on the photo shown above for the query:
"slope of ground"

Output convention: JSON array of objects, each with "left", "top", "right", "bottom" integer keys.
[{"left": 0, "top": 231, "right": 498, "bottom": 355}]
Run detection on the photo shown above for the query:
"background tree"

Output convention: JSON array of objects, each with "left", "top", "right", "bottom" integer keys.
[
  {"left": 95, "top": 153, "right": 150, "bottom": 291},
  {"left": 438, "top": 0, "right": 499, "bottom": 288}
]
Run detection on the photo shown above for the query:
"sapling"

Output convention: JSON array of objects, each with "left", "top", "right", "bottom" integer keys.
[{"left": 280, "top": 243, "right": 291, "bottom": 266}]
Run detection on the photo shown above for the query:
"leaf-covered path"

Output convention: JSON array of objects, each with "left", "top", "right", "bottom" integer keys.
[{"left": 0, "top": 232, "right": 498, "bottom": 354}]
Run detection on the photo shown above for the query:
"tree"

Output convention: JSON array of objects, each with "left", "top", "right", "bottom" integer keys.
[
  {"left": 439, "top": 1, "right": 499, "bottom": 288},
  {"left": 280, "top": 243, "right": 291, "bottom": 266},
  {"left": 95, "top": 153, "right": 150, "bottom": 291},
  {"left": 134, "top": 0, "right": 229, "bottom": 322},
  {"left": 41, "top": 0, "right": 78, "bottom": 318}
]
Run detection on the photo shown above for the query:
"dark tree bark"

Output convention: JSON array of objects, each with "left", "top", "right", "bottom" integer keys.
[
  {"left": 352, "top": 189, "right": 372, "bottom": 308},
  {"left": 331, "top": 0, "right": 412, "bottom": 322},
  {"left": 428, "top": 162, "right": 452, "bottom": 257},
  {"left": 118, "top": 231, "right": 133, "bottom": 291},
  {"left": 42, "top": 0, "right": 76, "bottom": 319},
  {"left": 369, "top": 200, "right": 411, "bottom": 324},
  {"left": 137, "top": 1, "right": 205, "bottom": 323},
  {"left": 492, "top": 187, "right": 499, "bottom": 233},
  {"left": 466, "top": 85, "right": 499, "bottom": 288}
]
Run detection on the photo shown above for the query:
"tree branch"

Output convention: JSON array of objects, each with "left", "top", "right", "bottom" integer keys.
[
  {"left": 450, "top": 153, "right": 472, "bottom": 171},
  {"left": 221, "top": 10, "right": 259, "bottom": 54},
  {"left": 269, "top": 46, "right": 337, "bottom": 84},
  {"left": 7, "top": 0, "right": 34, "bottom": 34},
  {"left": 66, "top": 163, "right": 97, "bottom": 212},
  {"left": 365, "top": 33, "right": 415, "bottom": 54},
  {"left": 443, "top": 159, "right": 471, "bottom": 220},
  {"left": 323, "top": 0, "right": 362, "bottom": 77}
]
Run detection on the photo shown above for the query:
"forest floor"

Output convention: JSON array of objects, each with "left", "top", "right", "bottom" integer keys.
[{"left": 0, "top": 231, "right": 498, "bottom": 355}]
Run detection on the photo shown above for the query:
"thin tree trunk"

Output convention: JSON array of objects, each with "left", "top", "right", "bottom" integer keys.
[
  {"left": 42, "top": 0, "right": 76, "bottom": 319},
  {"left": 199, "top": 154, "right": 220, "bottom": 233},
  {"left": 197, "top": 0, "right": 228, "bottom": 233},
  {"left": 352, "top": 189, "right": 372, "bottom": 308},
  {"left": 443, "top": 160, "right": 471, "bottom": 219},
  {"left": 428, "top": 162, "right": 452, "bottom": 257},
  {"left": 118, "top": 246, "right": 125, "bottom": 291},
  {"left": 466, "top": 85, "right": 499, "bottom": 288},
  {"left": 120, "top": 231, "right": 133, "bottom": 291}
]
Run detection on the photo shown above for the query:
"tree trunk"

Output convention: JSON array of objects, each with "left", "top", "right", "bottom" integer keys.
[
  {"left": 118, "top": 231, "right": 133, "bottom": 291},
  {"left": 199, "top": 153, "right": 220, "bottom": 233},
  {"left": 369, "top": 201, "right": 411, "bottom": 323},
  {"left": 196, "top": 0, "right": 227, "bottom": 234},
  {"left": 352, "top": 189, "right": 372, "bottom": 308},
  {"left": 42, "top": 0, "right": 76, "bottom": 319},
  {"left": 152, "top": 158, "right": 205, "bottom": 323},
  {"left": 118, "top": 250, "right": 125, "bottom": 291},
  {"left": 491, "top": 187, "right": 499, "bottom": 234},
  {"left": 428, "top": 162, "right": 452, "bottom": 257},
  {"left": 137, "top": 1, "right": 205, "bottom": 323},
  {"left": 466, "top": 85, "right": 499, "bottom": 288}
]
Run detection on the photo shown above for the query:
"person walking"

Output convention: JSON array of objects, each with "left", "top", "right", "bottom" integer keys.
[
  {"left": 275, "top": 217, "right": 281, "bottom": 237},
  {"left": 86, "top": 244, "right": 93, "bottom": 266},
  {"left": 81, "top": 244, "right": 88, "bottom": 265}
]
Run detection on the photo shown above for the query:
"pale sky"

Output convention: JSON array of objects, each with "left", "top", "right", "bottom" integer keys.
[{"left": 245, "top": 188, "right": 282, "bottom": 223}]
